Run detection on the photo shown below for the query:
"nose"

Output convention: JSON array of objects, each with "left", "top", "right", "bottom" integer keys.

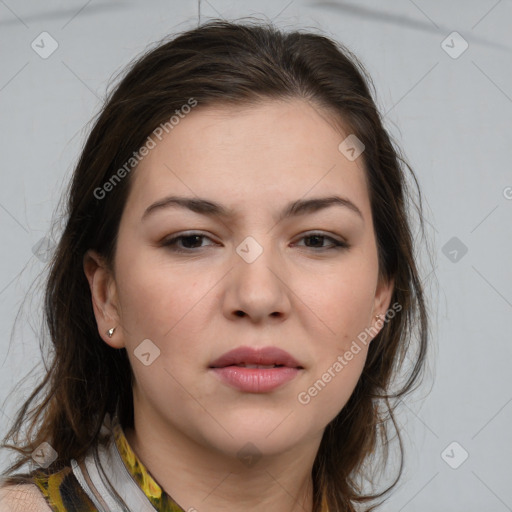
[{"left": 222, "top": 238, "right": 292, "bottom": 324}]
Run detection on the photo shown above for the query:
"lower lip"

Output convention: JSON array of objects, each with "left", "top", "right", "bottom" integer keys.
[{"left": 210, "top": 366, "right": 301, "bottom": 393}]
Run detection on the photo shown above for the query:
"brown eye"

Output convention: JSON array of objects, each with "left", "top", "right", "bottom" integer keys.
[
  {"left": 294, "top": 232, "right": 349, "bottom": 251},
  {"left": 161, "top": 232, "right": 216, "bottom": 252}
]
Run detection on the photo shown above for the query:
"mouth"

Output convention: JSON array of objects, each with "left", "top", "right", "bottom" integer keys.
[
  {"left": 226, "top": 364, "right": 287, "bottom": 368},
  {"left": 208, "top": 345, "right": 304, "bottom": 393},
  {"left": 208, "top": 345, "right": 304, "bottom": 370}
]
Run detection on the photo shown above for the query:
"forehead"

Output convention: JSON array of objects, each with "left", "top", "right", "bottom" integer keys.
[{"left": 125, "top": 99, "right": 370, "bottom": 217}]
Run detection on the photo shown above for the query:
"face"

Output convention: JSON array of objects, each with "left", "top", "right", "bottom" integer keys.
[{"left": 85, "top": 98, "right": 393, "bottom": 459}]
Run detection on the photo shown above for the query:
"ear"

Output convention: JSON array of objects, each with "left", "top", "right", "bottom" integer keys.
[
  {"left": 83, "top": 249, "right": 125, "bottom": 349},
  {"left": 370, "top": 274, "right": 395, "bottom": 340}
]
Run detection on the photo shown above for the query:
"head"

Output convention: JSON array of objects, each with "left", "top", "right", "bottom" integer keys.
[{"left": 1, "top": 19, "right": 428, "bottom": 512}]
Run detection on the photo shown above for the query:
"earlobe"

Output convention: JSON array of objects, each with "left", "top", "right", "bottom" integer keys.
[{"left": 83, "top": 250, "right": 124, "bottom": 349}]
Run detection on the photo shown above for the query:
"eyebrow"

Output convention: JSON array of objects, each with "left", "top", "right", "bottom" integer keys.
[{"left": 142, "top": 194, "right": 364, "bottom": 223}]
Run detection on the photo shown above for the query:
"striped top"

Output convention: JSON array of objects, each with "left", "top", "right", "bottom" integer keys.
[
  {"left": 28, "top": 412, "right": 329, "bottom": 511},
  {"left": 30, "top": 413, "right": 185, "bottom": 511}
]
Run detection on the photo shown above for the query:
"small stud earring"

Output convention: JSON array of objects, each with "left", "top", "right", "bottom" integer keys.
[
  {"left": 375, "top": 314, "right": 384, "bottom": 321},
  {"left": 106, "top": 327, "right": 116, "bottom": 338}
]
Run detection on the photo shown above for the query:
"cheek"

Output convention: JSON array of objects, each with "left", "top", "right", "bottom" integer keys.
[
  {"left": 114, "top": 246, "right": 204, "bottom": 338},
  {"left": 298, "top": 351, "right": 367, "bottom": 419},
  {"left": 298, "top": 250, "right": 379, "bottom": 348},
  {"left": 114, "top": 255, "right": 214, "bottom": 405},
  {"left": 113, "top": 248, "right": 224, "bottom": 382},
  {"left": 296, "top": 280, "right": 372, "bottom": 421},
  {"left": 292, "top": 249, "right": 377, "bottom": 414}
]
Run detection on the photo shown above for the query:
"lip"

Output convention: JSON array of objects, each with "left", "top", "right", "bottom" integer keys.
[
  {"left": 209, "top": 346, "right": 303, "bottom": 369},
  {"left": 209, "top": 346, "right": 304, "bottom": 393}
]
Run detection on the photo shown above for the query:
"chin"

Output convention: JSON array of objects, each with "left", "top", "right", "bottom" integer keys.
[{"left": 198, "top": 419, "right": 306, "bottom": 458}]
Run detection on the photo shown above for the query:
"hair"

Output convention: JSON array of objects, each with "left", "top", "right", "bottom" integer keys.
[{"left": 0, "top": 18, "right": 431, "bottom": 512}]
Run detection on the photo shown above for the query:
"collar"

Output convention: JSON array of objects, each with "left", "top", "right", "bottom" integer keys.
[{"left": 110, "top": 412, "right": 185, "bottom": 511}]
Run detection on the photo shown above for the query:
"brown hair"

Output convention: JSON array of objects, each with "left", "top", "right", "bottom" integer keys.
[{"left": 1, "top": 18, "right": 431, "bottom": 512}]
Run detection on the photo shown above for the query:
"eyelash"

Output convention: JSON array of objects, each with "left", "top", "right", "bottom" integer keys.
[{"left": 161, "top": 232, "right": 349, "bottom": 253}]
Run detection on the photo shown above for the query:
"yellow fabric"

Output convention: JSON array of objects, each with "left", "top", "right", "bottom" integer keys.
[
  {"left": 32, "top": 465, "right": 96, "bottom": 511},
  {"left": 111, "top": 418, "right": 184, "bottom": 510}
]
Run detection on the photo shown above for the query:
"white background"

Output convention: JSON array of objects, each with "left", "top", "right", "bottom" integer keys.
[{"left": 1, "top": 1, "right": 511, "bottom": 511}]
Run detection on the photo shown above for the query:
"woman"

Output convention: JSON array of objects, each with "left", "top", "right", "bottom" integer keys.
[{"left": 0, "top": 19, "right": 429, "bottom": 512}]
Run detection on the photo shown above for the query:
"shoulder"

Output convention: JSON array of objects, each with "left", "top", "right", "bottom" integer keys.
[
  {"left": 0, "top": 483, "right": 52, "bottom": 512},
  {"left": 1, "top": 464, "right": 98, "bottom": 512}
]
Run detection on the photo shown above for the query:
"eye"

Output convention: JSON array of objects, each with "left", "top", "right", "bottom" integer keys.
[
  {"left": 160, "top": 231, "right": 349, "bottom": 254},
  {"left": 293, "top": 232, "right": 349, "bottom": 251},
  {"left": 161, "top": 232, "right": 217, "bottom": 252}
]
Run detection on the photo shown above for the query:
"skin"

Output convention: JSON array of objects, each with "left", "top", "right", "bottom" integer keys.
[{"left": 84, "top": 98, "right": 394, "bottom": 512}]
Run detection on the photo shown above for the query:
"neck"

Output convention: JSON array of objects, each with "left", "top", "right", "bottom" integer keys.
[{"left": 124, "top": 410, "right": 321, "bottom": 512}]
